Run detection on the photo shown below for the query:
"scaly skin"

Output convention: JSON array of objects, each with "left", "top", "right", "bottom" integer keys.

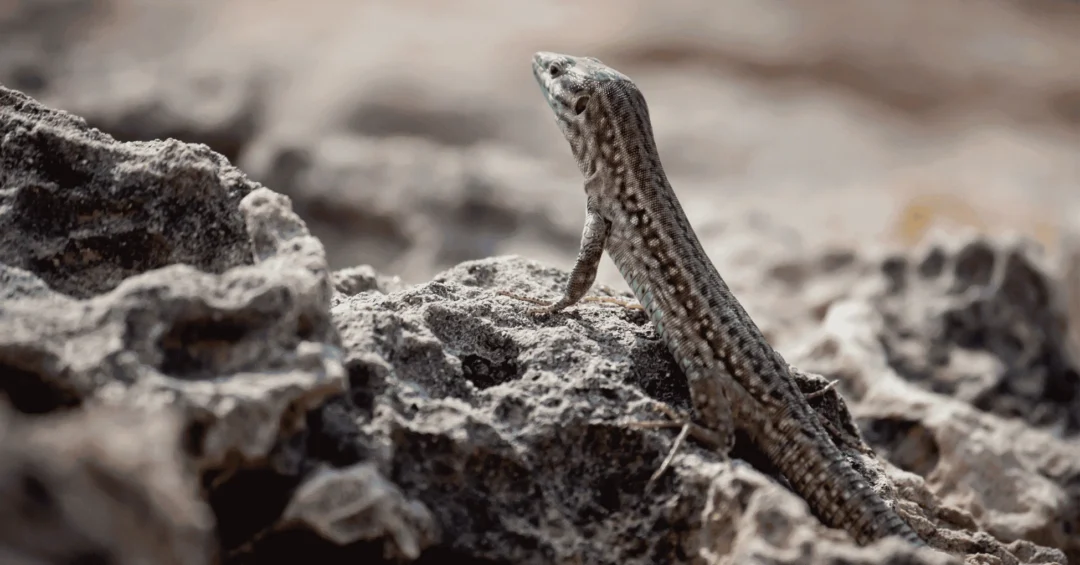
[{"left": 515, "top": 51, "right": 926, "bottom": 547}]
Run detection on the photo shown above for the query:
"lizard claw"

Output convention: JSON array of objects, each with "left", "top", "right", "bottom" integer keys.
[
  {"left": 496, "top": 289, "right": 643, "bottom": 314},
  {"left": 627, "top": 403, "right": 729, "bottom": 492},
  {"left": 495, "top": 290, "right": 557, "bottom": 315}
]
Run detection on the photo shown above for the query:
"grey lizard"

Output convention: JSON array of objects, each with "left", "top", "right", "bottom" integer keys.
[{"left": 501, "top": 51, "right": 929, "bottom": 548}]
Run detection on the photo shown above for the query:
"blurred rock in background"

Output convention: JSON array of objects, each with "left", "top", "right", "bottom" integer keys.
[{"left": 4, "top": 0, "right": 1078, "bottom": 285}]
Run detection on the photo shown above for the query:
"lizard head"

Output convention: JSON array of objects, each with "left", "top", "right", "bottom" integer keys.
[
  {"left": 532, "top": 51, "right": 636, "bottom": 124},
  {"left": 532, "top": 51, "right": 651, "bottom": 178}
]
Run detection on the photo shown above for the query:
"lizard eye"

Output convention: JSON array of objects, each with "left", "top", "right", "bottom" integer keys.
[
  {"left": 573, "top": 95, "right": 589, "bottom": 115},
  {"left": 548, "top": 63, "right": 562, "bottom": 77}
]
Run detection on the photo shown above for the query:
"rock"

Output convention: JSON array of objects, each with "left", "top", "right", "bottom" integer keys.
[
  {"left": 0, "top": 85, "right": 355, "bottom": 563},
  {"left": 0, "top": 401, "right": 214, "bottom": 565},
  {"left": 323, "top": 252, "right": 1072, "bottom": 564},
  {"left": 0, "top": 87, "right": 253, "bottom": 299},
  {"left": 797, "top": 298, "right": 1076, "bottom": 562},
  {"left": 331, "top": 265, "right": 406, "bottom": 299},
  {"left": 867, "top": 233, "right": 1079, "bottom": 435},
  {"left": 2, "top": 83, "right": 1076, "bottom": 565},
  {"left": 280, "top": 463, "right": 440, "bottom": 560}
]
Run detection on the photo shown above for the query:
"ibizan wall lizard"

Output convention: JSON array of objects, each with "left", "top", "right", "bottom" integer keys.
[{"left": 503, "top": 51, "right": 927, "bottom": 548}]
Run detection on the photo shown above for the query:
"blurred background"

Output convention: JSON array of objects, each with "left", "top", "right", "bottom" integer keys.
[{"left": 4, "top": 0, "right": 1079, "bottom": 290}]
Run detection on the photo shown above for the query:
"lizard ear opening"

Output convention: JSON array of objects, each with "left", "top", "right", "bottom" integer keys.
[{"left": 573, "top": 95, "right": 589, "bottom": 116}]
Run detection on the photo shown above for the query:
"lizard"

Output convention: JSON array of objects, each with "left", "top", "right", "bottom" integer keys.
[{"left": 500, "top": 51, "right": 928, "bottom": 548}]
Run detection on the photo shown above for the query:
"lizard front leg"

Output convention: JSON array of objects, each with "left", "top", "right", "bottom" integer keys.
[
  {"left": 541, "top": 195, "right": 609, "bottom": 313},
  {"left": 499, "top": 195, "right": 630, "bottom": 313}
]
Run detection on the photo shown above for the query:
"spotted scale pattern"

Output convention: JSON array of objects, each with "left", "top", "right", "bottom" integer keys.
[{"left": 528, "top": 51, "right": 925, "bottom": 547}]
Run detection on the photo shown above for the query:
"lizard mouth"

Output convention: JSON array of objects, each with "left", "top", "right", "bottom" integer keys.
[
  {"left": 531, "top": 55, "right": 546, "bottom": 86},
  {"left": 531, "top": 54, "right": 560, "bottom": 116}
]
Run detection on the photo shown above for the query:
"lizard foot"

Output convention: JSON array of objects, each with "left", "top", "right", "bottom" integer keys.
[
  {"left": 496, "top": 289, "right": 644, "bottom": 314},
  {"left": 799, "top": 378, "right": 872, "bottom": 454},
  {"left": 495, "top": 290, "right": 555, "bottom": 315},
  {"left": 803, "top": 379, "right": 839, "bottom": 400},
  {"left": 627, "top": 403, "right": 728, "bottom": 492}
]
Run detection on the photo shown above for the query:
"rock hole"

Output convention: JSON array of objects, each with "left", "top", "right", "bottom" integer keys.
[
  {"left": 304, "top": 397, "right": 369, "bottom": 468},
  {"left": 0, "top": 360, "right": 82, "bottom": 414},
  {"left": 27, "top": 132, "right": 94, "bottom": 190},
  {"left": 950, "top": 240, "right": 996, "bottom": 293},
  {"left": 295, "top": 313, "right": 316, "bottom": 341},
  {"left": 880, "top": 256, "right": 908, "bottom": 294},
  {"left": 859, "top": 417, "right": 939, "bottom": 476},
  {"left": 205, "top": 467, "right": 300, "bottom": 553},
  {"left": 917, "top": 246, "right": 946, "bottom": 279},
  {"left": 460, "top": 354, "right": 518, "bottom": 390},
  {"left": 158, "top": 316, "right": 258, "bottom": 377},
  {"left": 182, "top": 419, "right": 211, "bottom": 458},
  {"left": 345, "top": 361, "right": 382, "bottom": 413}
]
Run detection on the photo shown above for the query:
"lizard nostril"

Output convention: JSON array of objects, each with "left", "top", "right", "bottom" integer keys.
[{"left": 549, "top": 64, "right": 561, "bottom": 78}]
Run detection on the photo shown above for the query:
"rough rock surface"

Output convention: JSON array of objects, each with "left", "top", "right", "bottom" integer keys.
[
  {"left": 0, "top": 87, "right": 253, "bottom": 299},
  {"left": 2, "top": 85, "right": 1079, "bottom": 564}
]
